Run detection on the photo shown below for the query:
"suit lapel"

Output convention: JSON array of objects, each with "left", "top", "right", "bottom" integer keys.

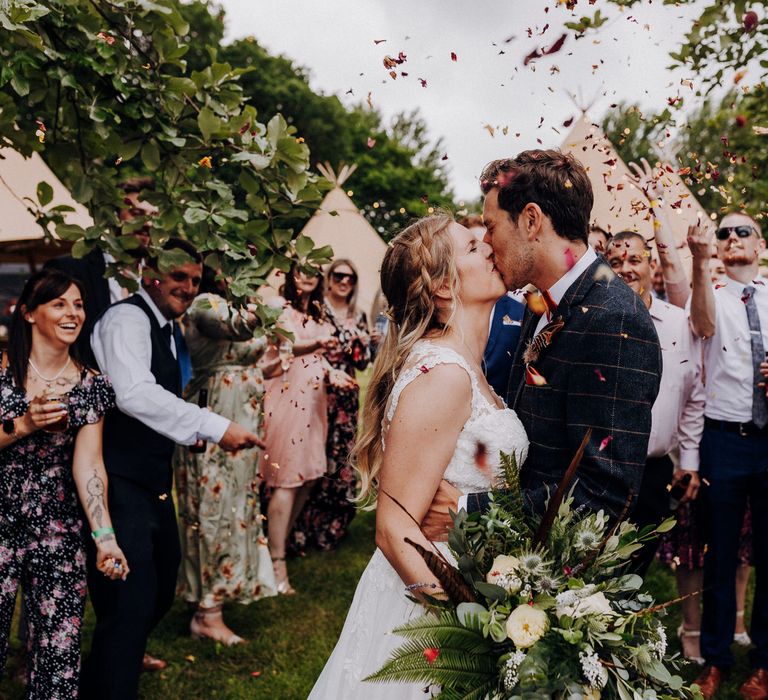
[{"left": 509, "top": 257, "right": 607, "bottom": 409}]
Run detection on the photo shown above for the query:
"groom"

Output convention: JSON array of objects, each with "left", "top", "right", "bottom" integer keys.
[{"left": 424, "top": 149, "right": 662, "bottom": 534}]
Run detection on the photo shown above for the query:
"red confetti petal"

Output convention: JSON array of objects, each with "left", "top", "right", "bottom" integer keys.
[
  {"left": 594, "top": 368, "right": 606, "bottom": 382},
  {"left": 450, "top": 52, "right": 458, "bottom": 61},
  {"left": 423, "top": 647, "right": 440, "bottom": 664},
  {"left": 525, "top": 365, "right": 547, "bottom": 386},
  {"left": 599, "top": 435, "right": 613, "bottom": 452}
]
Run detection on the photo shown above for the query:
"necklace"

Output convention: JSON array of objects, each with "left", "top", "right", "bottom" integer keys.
[{"left": 28, "top": 356, "right": 71, "bottom": 389}]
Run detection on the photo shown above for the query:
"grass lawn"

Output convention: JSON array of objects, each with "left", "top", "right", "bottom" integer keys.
[{"left": 0, "top": 513, "right": 757, "bottom": 698}]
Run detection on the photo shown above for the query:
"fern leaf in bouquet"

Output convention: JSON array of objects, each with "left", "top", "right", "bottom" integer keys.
[{"left": 365, "top": 609, "right": 500, "bottom": 695}]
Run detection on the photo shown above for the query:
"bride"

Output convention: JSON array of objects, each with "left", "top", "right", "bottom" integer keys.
[{"left": 308, "top": 214, "right": 529, "bottom": 699}]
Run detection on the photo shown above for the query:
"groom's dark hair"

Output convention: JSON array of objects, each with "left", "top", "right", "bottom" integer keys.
[{"left": 480, "top": 149, "right": 592, "bottom": 244}]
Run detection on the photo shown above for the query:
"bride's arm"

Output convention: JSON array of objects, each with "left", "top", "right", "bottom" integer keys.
[{"left": 376, "top": 364, "right": 471, "bottom": 598}]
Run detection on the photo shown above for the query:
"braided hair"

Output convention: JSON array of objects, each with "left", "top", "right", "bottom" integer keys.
[{"left": 353, "top": 214, "right": 458, "bottom": 506}]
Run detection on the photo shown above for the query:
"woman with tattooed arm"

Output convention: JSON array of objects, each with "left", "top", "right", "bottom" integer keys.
[{"left": 0, "top": 269, "right": 129, "bottom": 698}]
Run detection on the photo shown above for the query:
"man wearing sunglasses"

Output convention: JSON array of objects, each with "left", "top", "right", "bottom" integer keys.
[{"left": 687, "top": 213, "right": 768, "bottom": 699}]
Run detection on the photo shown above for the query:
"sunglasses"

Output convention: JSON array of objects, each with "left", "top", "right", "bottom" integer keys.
[
  {"left": 331, "top": 271, "right": 357, "bottom": 284},
  {"left": 715, "top": 225, "right": 758, "bottom": 241}
]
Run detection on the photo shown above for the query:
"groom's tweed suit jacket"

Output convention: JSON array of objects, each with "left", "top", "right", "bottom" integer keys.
[{"left": 470, "top": 257, "right": 662, "bottom": 521}]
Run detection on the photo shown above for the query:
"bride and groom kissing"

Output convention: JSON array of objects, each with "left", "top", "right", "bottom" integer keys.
[{"left": 309, "top": 149, "right": 663, "bottom": 699}]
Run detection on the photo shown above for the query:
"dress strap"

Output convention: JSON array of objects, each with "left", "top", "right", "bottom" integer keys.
[{"left": 385, "top": 343, "right": 482, "bottom": 425}]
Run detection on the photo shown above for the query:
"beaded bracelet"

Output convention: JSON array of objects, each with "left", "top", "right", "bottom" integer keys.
[
  {"left": 405, "top": 582, "right": 441, "bottom": 592},
  {"left": 91, "top": 527, "right": 115, "bottom": 541}
]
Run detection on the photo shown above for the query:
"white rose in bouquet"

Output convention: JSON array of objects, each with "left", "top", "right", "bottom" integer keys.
[
  {"left": 505, "top": 604, "right": 549, "bottom": 648},
  {"left": 556, "top": 591, "right": 613, "bottom": 619},
  {"left": 486, "top": 554, "right": 522, "bottom": 593}
]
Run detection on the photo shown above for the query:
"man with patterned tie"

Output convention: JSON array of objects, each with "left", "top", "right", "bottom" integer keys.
[{"left": 687, "top": 213, "right": 768, "bottom": 699}]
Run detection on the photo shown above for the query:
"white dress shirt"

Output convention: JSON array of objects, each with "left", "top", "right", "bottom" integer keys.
[
  {"left": 91, "top": 287, "right": 229, "bottom": 445},
  {"left": 701, "top": 279, "right": 768, "bottom": 422},
  {"left": 647, "top": 298, "right": 705, "bottom": 470},
  {"left": 534, "top": 246, "right": 598, "bottom": 335}
]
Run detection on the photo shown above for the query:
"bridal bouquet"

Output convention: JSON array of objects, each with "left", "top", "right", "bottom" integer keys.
[{"left": 367, "top": 436, "right": 702, "bottom": 700}]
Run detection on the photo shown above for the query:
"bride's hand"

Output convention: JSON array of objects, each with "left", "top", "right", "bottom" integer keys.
[{"left": 420, "top": 479, "right": 462, "bottom": 542}]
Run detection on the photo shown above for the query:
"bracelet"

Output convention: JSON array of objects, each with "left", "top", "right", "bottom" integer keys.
[
  {"left": 91, "top": 527, "right": 115, "bottom": 541},
  {"left": 405, "top": 582, "right": 441, "bottom": 592}
]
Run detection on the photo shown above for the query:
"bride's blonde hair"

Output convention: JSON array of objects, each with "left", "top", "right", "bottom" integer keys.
[{"left": 354, "top": 214, "right": 459, "bottom": 506}]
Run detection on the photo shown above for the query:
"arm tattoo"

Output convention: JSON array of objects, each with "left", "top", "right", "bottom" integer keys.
[{"left": 86, "top": 469, "right": 106, "bottom": 528}]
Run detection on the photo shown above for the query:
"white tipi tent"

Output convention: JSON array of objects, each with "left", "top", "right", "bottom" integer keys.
[
  {"left": 263, "top": 163, "right": 387, "bottom": 318},
  {"left": 561, "top": 116, "right": 707, "bottom": 265},
  {"left": 0, "top": 146, "right": 91, "bottom": 264}
]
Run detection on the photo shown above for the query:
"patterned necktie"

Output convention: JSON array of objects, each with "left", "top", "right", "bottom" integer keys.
[{"left": 743, "top": 285, "right": 768, "bottom": 428}]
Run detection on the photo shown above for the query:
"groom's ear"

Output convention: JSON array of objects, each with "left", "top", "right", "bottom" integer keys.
[{"left": 520, "top": 202, "right": 544, "bottom": 241}]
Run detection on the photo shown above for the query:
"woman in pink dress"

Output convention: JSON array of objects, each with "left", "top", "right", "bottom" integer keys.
[{"left": 260, "top": 267, "right": 350, "bottom": 594}]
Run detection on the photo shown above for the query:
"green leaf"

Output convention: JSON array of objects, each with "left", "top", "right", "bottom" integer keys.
[
  {"left": 197, "top": 106, "right": 221, "bottom": 142},
  {"left": 294, "top": 234, "right": 314, "bottom": 257},
  {"left": 71, "top": 239, "right": 90, "bottom": 258},
  {"left": 141, "top": 141, "right": 161, "bottom": 171},
  {"left": 183, "top": 207, "right": 209, "bottom": 225},
  {"left": 36, "top": 180, "right": 53, "bottom": 206},
  {"left": 55, "top": 223, "right": 86, "bottom": 241},
  {"left": 655, "top": 517, "right": 676, "bottom": 534}
]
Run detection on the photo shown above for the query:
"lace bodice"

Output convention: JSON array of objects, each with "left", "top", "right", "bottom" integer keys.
[{"left": 384, "top": 341, "right": 529, "bottom": 494}]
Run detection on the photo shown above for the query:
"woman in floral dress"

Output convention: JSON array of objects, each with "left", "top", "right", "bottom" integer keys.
[
  {"left": 289, "top": 259, "right": 372, "bottom": 553},
  {"left": 0, "top": 269, "right": 128, "bottom": 698},
  {"left": 175, "top": 279, "right": 277, "bottom": 646}
]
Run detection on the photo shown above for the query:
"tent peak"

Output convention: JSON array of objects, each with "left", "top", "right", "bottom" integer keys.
[{"left": 316, "top": 162, "right": 358, "bottom": 187}]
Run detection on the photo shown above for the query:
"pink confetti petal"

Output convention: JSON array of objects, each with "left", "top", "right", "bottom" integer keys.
[{"left": 599, "top": 435, "right": 613, "bottom": 452}]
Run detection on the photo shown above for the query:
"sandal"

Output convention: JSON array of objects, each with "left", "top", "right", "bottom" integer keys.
[
  {"left": 734, "top": 610, "right": 752, "bottom": 646},
  {"left": 677, "top": 624, "right": 705, "bottom": 665},
  {"left": 190, "top": 604, "right": 245, "bottom": 646},
  {"left": 272, "top": 556, "right": 296, "bottom": 596}
]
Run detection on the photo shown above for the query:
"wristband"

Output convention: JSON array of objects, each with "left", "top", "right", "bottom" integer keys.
[{"left": 91, "top": 527, "right": 115, "bottom": 541}]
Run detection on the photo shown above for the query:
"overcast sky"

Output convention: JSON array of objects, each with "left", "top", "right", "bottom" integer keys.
[{"left": 219, "top": 0, "right": 707, "bottom": 201}]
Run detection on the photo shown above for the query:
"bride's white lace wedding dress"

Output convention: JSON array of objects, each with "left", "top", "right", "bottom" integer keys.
[{"left": 308, "top": 342, "right": 529, "bottom": 700}]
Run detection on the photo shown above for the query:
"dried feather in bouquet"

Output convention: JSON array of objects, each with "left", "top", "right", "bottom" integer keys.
[
  {"left": 532, "top": 427, "right": 592, "bottom": 548},
  {"left": 404, "top": 537, "right": 476, "bottom": 604}
]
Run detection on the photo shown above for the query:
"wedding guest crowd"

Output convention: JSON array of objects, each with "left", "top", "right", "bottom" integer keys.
[{"left": 1, "top": 156, "right": 767, "bottom": 700}]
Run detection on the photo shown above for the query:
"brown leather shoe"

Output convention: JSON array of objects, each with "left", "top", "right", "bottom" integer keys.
[
  {"left": 740, "top": 669, "right": 768, "bottom": 700},
  {"left": 142, "top": 653, "right": 167, "bottom": 672},
  {"left": 695, "top": 666, "right": 725, "bottom": 700}
]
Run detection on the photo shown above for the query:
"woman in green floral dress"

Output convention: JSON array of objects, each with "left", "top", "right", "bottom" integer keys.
[{"left": 174, "top": 286, "right": 277, "bottom": 646}]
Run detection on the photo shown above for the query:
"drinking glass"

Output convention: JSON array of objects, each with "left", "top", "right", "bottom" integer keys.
[{"left": 43, "top": 392, "right": 69, "bottom": 433}]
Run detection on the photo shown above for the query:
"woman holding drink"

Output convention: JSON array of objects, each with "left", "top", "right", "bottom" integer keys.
[
  {"left": 0, "top": 269, "right": 129, "bottom": 697},
  {"left": 288, "top": 259, "right": 372, "bottom": 553},
  {"left": 260, "top": 265, "right": 354, "bottom": 594}
]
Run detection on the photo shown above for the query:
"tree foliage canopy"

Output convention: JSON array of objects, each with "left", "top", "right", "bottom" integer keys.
[
  {"left": 594, "top": 0, "right": 768, "bottom": 222},
  {"left": 0, "top": 0, "right": 323, "bottom": 328}
]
